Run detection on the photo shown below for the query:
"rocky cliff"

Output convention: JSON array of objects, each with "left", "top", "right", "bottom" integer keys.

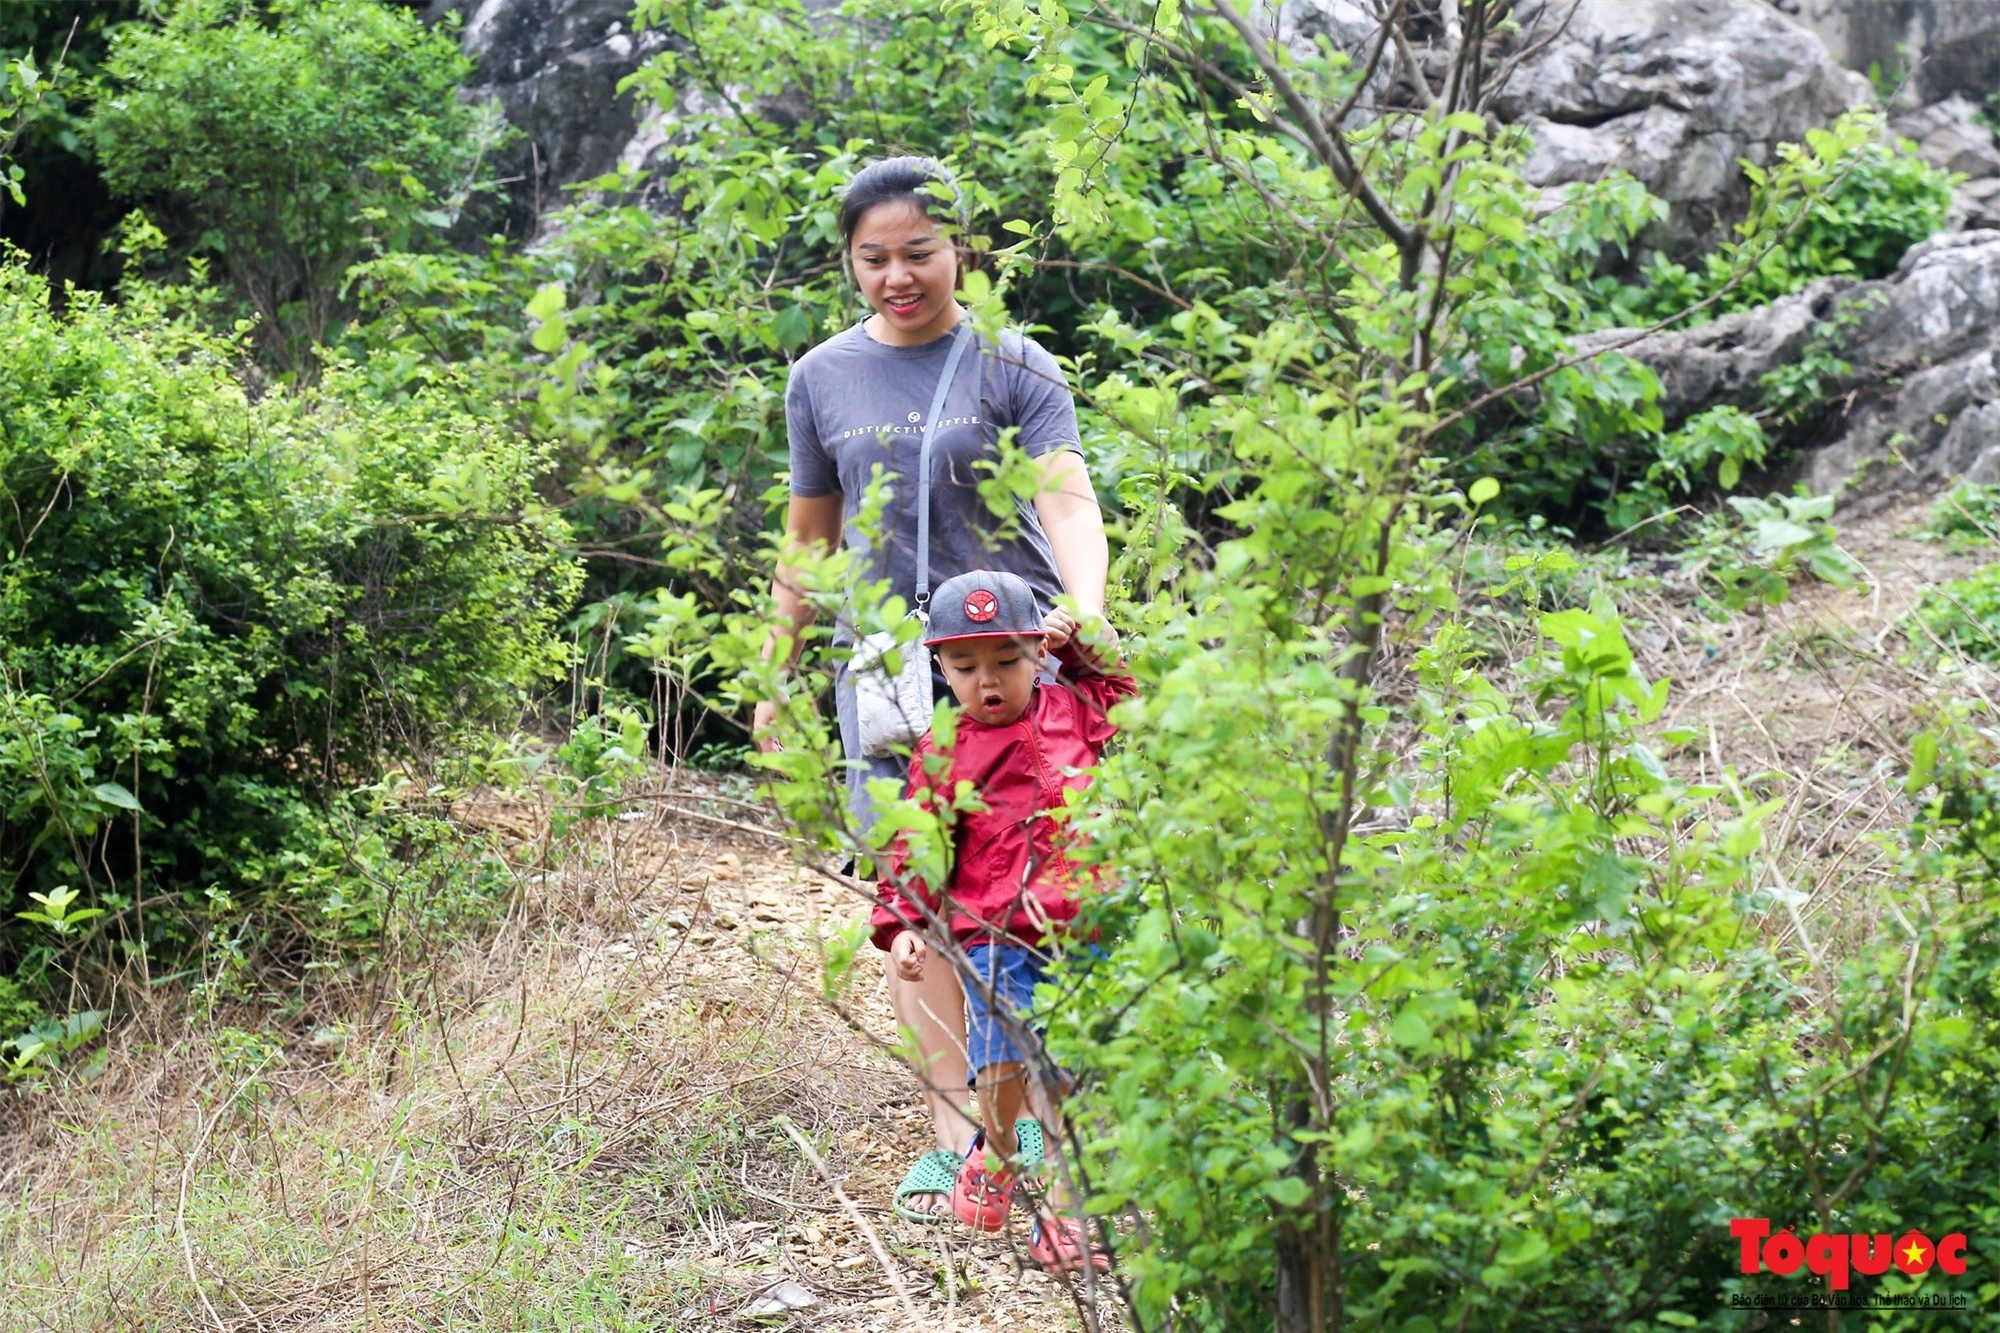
[
  {"left": 423, "top": 0, "right": 675, "bottom": 236},
  {"left": 1775, "top": 0, "right": 2000, "bottom": 108},
  {"left": 1579, "top": 231, "right": 2000, "bottom": 503},
  {"left": 1497, "top": 0, "right": 1871, "bottom": 247}
]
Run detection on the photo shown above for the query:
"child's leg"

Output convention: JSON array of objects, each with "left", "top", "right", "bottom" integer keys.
[
  {"left": 884, "top": 958, "right": 976, "bottom": 1152},
  {"left": 954, "top": 942, "right": 1052, "bottom": 1225},
  {"left": 973, "top": 1059, "right": 1030, "bottom": 1163},
  {"left": 961, "top": 943, "right": 1062, "bottom": 1179}
]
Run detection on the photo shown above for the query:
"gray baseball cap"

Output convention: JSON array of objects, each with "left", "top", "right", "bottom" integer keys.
[{"left": 923, "top": 569, "right": 1044, "bottom": 646}]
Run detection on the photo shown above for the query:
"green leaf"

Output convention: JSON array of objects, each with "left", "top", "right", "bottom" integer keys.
[
  {"left": 1468, "top": 476, "right": 1500, "bottom": 506},
  {"left": 530, "top": 315, "right": 567, "bottom": 354},
  {"left": 773, "top": 305, "right": 811, "bottom": 350},
  {"left": 1497, "top": 1230, "right": 1549, "bottom": 1267},
  {"left": 92, "top": 782, "right": 142, "bottom": 812},
  {"left": 1262, "top": 1175, "right": 1311, "bottom": 1208},
  {"left": 1904, "top": 730, "right": 1937, "bottom": 795},
  {"left": 1749, "top": 518, "right": 1818, "bottom": 553},
  {"left": 1389, "top": 1007, "right": 1432, "bottom": 1048},
  {"left": 525, "top": 283, "right": 565, "bottom": 322}
]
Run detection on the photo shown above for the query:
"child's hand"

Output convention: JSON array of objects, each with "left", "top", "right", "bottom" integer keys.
[
  {"left": 1042, "top": 607, "right": 1078, "bottom": 653},
  {"left": 890, "top": 931, "right": 928, "bottom": 982}
]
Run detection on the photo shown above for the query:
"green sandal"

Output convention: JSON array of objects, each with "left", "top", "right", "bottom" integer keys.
[
  {"left": 893, "top": 1149, "right": 964, "bottom": 1223},
  {"left": 895, "top": 1121, "right": 1048, "bottom": 1224},
  {"left": 1014, "top": 1117, "right": 1046, "bottom": 1170}
]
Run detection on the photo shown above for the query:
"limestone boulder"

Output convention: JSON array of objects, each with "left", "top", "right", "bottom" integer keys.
[
  {"left": 1887, "top": 98, "right": 2000, "bottom": 233},
  {"left": 1580, "top": 231, "right": 2000, "bottom": 500},
  {"left": 1495, "top": 0, "right": 1872, "bottom": 245},
  {"left": 1888, "top": 97, "right": 2000, "bottom": 178},
  {"left": 1775, "top": 1, "right": 2000, "bottom": 110}
]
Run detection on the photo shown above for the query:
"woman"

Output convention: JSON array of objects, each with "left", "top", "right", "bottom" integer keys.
[{"left": 752, "top": 156, "right": 1110, "bottom": 1221}]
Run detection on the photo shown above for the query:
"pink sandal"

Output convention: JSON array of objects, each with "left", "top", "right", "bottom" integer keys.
[
  {"left": 1027, "top": 1216, "right": 1112, "bottom": 1273},
  {"left": 952, "top": 1152, "right": 1019, "bottom": 1232}
]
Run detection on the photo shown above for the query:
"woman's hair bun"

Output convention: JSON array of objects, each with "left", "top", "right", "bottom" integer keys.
[{"left": 839, "top": 156, "right": 966, "bottom": 243}]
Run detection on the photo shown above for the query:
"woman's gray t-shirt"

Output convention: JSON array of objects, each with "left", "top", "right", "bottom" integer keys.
[{"left": 785, "top": 321, "right": 1081, "bottom": 632}]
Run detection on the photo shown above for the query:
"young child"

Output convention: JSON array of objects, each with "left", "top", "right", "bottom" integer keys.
[{"left": 871, "top": 568, "right": 1136, "bottom": 1273}]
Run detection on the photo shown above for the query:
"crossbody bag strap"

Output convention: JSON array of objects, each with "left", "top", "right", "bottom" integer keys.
[{"left": 914, "top": 323, "right": 974, "bottom": 610}]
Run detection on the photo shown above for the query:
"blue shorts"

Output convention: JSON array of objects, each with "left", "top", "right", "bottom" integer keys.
[{"left": 962, "top": 942, "right": 1049, "bottom": 1078}]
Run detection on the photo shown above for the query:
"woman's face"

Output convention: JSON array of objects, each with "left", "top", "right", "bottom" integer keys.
[{"left": 848, "top": 199, "right": 960, "bottom": 345}]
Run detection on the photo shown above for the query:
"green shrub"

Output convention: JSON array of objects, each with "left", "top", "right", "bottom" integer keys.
[
  {"left": 87, "top": 0, "right": 496, "bottom": 371},
  {"left": 1681, "top": 492, "right": 1866, "bottom": 611},
  {"left": 1599, "top": 404, "right": 1771, "bottom": 532},
  {"left": 0, "top": 260, "right": 578, "bottom": 1005},
  {"left": 728, "top": 9, "right": 2000, "bottom": 1322},
  {"left": 1620, "top": 110, "right": 1954, "bottom": 324},
  {"left": 1921, "top": 482, "right": 2000, "bottom": 550},
  {"left": 1912, "top": 563, "right": 2000, "bottom": 662}
]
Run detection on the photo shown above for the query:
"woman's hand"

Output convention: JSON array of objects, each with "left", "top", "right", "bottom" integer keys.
[
  {"left": 1053, "top": 607, "right": 1120, "bottom": 673},
  {"left": 1081, "top": 617, "right": 1122, "bottom": 671},
  {"left": 751, "top": 699, "right": 783, "bottom": 753},
  {"left": 890, "top": 930, "right": 929, "bottom": 982}
]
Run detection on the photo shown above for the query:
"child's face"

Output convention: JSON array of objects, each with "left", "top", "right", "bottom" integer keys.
[{"left": 936, "top": 635, "right": 1046, "bottom": 727}]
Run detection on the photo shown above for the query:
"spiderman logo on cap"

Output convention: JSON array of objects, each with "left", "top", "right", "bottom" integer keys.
[{"left": 964, "top": 589, "right": 999, "bottom": 623}]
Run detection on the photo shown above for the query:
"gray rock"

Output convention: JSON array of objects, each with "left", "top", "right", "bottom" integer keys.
[
  {"left": 1886, "top": 97, "right": 2000, "bottom": 233},
  {"left": 740, "top": 1279, "right": 819, "bottom": 1319},
  {"left": 1269, "top": 0, "right": 1379, "bottom": 61},
  {"left": 1803, "top": 232, "right": 2000, "bottom": 493},
  {"left": 1585, "top": 230, "right": 2000, "bottom": 501},
  {"left": 424, "top": 0, "right": 677, "bottom": 236},
  {"left": 1260, "top": 0, "right": 1392, "bottom": 119},
  {"left": 1960, "top": 177, "right": 2000, "bottom": 230},
  {"left": 1775, "top": 1, "right": 2000, "bottom": 110},
  {"left": 1496, "top": 0, "right": 1872, "bottom": 246},
  {"left": 1888, "top": 96, "right": 2000, "bottom": 178},
  {"left": 1575, "top": 279, "right": 1863, "bottom": 423}
]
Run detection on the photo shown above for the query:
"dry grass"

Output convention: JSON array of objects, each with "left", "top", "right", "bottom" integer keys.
[
  {"left": 1589, "top": 497, "right": 1992, "bottom": 984},
  {"left": 0, "top": 787, "right": 1091, "bottom": 1332}
]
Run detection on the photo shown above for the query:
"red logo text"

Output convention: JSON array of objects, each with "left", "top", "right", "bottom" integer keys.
[{"left": 1732, "top": 1218, "right": 1969, "bottom": 1291}]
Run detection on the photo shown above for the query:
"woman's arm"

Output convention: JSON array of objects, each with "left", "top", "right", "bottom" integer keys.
[
  {"left": 753, "top": 492, "right": 844, "bottom": 750},
  {"left": 1033, "top": 449, "right": 1109, "bottom": 617}
]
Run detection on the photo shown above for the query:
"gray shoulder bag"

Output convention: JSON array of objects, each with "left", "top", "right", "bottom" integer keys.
[{"left": 852, "top": 323, "right": 974, "bottom": 757}]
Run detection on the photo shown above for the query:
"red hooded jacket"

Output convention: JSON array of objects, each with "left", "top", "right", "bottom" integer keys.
[{"left": 871, "top": 646, "right": 1137, "bottom": 952}]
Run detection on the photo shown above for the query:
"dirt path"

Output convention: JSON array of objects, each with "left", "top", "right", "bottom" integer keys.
[
  {"left": 0, "top": 793, "right": 1103, "bottom": 1332},
  {"left": 488, "top": 802, "right": 1107, "bottom": 1333}
]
